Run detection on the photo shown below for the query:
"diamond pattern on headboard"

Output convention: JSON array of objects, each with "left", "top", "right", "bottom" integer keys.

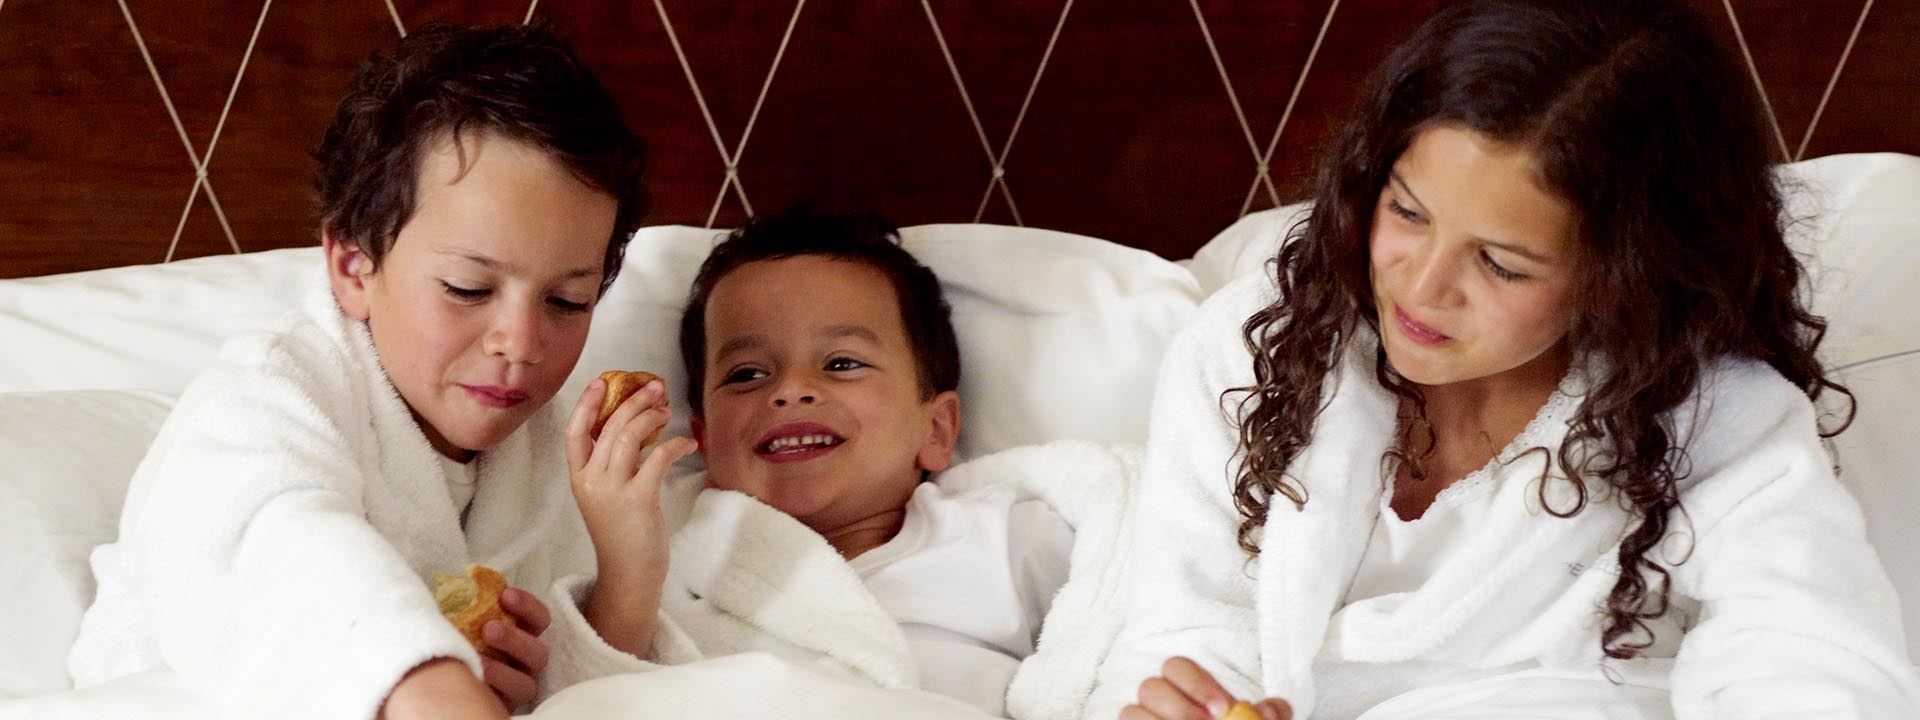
[{"left": 0, "top": 0, "right": 1913, "bottom": 278}]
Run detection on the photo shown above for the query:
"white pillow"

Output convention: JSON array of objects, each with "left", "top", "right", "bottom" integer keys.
[
  {"left": 904, "top": 224, "right": 1201, "bottom": 458},
  {"left": 1784, "top": 153, "right": 1920, "bottom": 661},
  {"left": 0, "top": 390, "right": 174, "bottom": 699},
  {"left": 1184, "top": 201, "right": 1308, "bottom": 297},
  {"left": 1829, "top": 355, "right": 1920, "bottom": 661},
  {"left": 1783, "top": 153, "right": 1920, "bottom": 368},
  {"left": 0, "top": 249, "right": 319, "bottom": 395}
]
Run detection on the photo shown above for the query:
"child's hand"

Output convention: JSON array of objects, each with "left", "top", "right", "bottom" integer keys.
[
  {"left": 1121, "top": 657, "right": 1292, "bottom": 720},
  {"left": 564, "top": 376, "right": 697, "bottom": 583},
  {"left": 381, "top": 657, "right": 508, "bottom": 720},
  {"left": 478, "top": 587, "right": 551, "bottom": 709},
  {"left": 564, "top": 377, "right": 697, "bottom": 658}
]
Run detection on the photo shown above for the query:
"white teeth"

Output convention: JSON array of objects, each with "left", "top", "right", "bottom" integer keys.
[{"left": 765, "top": 434, "right": 839, "bottom": 452}]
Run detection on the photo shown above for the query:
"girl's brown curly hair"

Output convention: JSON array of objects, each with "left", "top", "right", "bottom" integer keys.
[{"left": 1229, "top": 0, "right": 1851, "bottom": 660}]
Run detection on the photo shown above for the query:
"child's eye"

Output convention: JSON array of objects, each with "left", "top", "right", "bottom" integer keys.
[
  {"left": 720, "top": 366, "right": 768, "bottom": 385},
  {"left": 441, "top": 282, "right": 490, "bottom": 301},
  {"left": 824, "top": 356, "right": 868, "bottom": 372},
  {"left": 548, "top": 296, "right": 590, "bottom": 314},
  {"left": 1480, "top": 251, "right": 1525, "bottom": 281},
  {"left": 1387, "top": 198, "right": 1423, "bottom": 223}
]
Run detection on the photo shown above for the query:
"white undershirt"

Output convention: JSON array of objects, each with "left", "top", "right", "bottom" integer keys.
[
  {"left": 1310, "top": 466, "right": 1513, "bottom": 719},
  {"left": 1324, "top": 394, "right": 1573, "bottom": 720},
  {"left": 438, "top": 454, "right": 478, "bottom": 527},
  {"left": 847, "top": 481, "right": 1075, "bottom": 716},
  {"left": 1342, "top": 464, "right": 1504, "bottom": 603}
]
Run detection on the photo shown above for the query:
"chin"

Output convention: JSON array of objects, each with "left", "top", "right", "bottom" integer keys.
[
  {"left": 759, "top": 483, "right": 831, "bottom": 519},
  {"left": 1381, "top": 344, "right": 1449, "bottom": 386},
  {"left": 447, "top": 425, "right": 517, "bottom": 455}
]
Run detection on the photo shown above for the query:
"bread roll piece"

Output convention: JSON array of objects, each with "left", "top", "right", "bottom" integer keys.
[
  {"left": 433, "top": 563, "right": 512, "bottom": 661},
  {"left": 1219, "top": 701, "right": 1261, "bottom": 720},
  {"left": 593, "top": 370, "right": 665, "bottom": 444}
]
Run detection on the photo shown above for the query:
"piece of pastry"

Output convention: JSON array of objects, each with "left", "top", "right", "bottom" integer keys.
[
  {"left": 433, "top": 563, "right": 512, "bottom": 661},
  {"left": 593, "top": 370, "right": 665, "bottom": 444},
  {"left": 1219, "top": 701, "right": 1261, "bottom": 720}
]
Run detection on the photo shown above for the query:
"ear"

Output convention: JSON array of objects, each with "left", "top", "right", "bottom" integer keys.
[
  {"left": 914, "top": 390, "right": 961, "bottom": 473},
  {"left": 689, "top": 415, "right": 708, "bottom": 454},
  {"left": 323, "top": 228, "right": 374, "bottom": 321}
]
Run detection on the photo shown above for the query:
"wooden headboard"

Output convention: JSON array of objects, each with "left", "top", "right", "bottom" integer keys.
[{"left": 2, "top": 0, "right": 1914, "bottom": 279}]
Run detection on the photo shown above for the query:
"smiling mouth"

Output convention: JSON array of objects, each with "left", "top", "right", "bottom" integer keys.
[{"left": 758, "top": 433, "right": 845, "bottom": 455}]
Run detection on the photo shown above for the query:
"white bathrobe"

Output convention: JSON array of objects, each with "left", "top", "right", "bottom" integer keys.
[
  {"left": 541, "top": 440, "right": 1142, "bottom": 719},
  {"left": 1088, "top": 272, "right": 1920, "bottom": 719},
  {"left": 67, "top": 284, "right": 617, "bottom": 718}
]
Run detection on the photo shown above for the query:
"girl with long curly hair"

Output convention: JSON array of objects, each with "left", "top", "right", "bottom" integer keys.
[{"left": 1091, "top": 1, "right": 1919, "bottom": 718}]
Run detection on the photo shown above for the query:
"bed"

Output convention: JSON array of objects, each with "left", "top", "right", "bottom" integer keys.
[
  {"left": 2, "top": 1, "right": 1918, "bottom": 718},
  {"left": 3, "top": 152, "right": 1919, "bottom": 718}
]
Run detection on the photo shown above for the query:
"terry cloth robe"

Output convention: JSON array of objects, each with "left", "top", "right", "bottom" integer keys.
[
  {"left": 541, "top": 440, "right": 1142, "bottom": 719},
  {"left": 67, "top": 282, "right": 617, "bottom": 718},
  {"left": 1088, "top": 272, "right": 1920, "bottom": 719}
]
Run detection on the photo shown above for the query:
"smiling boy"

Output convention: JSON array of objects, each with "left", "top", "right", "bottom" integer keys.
[{"left": 561, "top": 209, "right": 1077, "bottom": 715}]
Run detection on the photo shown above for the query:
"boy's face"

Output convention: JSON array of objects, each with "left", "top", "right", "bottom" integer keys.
[
  {"left": 327, "top": 132, "right": 616, "bottom": 460},
  {"left": 691, "top": 256, "right": 960, "bottom": 534}
]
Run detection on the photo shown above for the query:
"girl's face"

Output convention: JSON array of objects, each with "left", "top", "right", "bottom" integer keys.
[{"left": 1369, "top": 125, "right": 1581, "bottom": 390}]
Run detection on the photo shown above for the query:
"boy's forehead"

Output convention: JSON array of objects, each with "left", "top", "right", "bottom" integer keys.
[
  {"left": 397, "top": 129, "right": 613, "bottom": 271},
  {"left": 705, "top": 257, "right": 908, "bottom": 349}
]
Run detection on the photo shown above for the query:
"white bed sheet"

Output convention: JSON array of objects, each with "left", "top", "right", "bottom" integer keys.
[{"left": 0, "top": 654, "right": 997, "bottom": 720}]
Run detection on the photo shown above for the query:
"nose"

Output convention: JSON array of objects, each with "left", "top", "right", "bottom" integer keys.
[
  {"left": 768, "top": 371, "right": 818, "bottom": 408},
  {"left": 1403, "top": 239, "right": 1461, "bottom": 308},
  {"left": 484, "top": 300, "right": 544, "bottom": 365}
]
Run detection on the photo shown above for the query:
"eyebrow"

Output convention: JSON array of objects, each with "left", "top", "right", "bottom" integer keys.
[
  {"left": 711, "top": 325, "right": 883, "bottom": 361},
  {"left": 713, "top": 334, "right": 767, "bottom": 361},
  {"left": 824, "top": 325, "right": 882, "bottom": 343},
  {"left": 438, "top": 249, "right": 599, "bottom": 280},
  {"left": 1389, "top": 172, "right": 1427, "bottom": 212},
  {"left": 1481, "top": 237, "right": 1554, "bottom": 264},
  {"left": 1388, "top": 172, "right": 1556, "bottom": 265}
]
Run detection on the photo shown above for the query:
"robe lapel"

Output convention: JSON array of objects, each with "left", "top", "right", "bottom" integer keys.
[
  {"left": 1259, "top": 336, "right": 1398, "bottom": 698},
  {"left": 466, "top": 406, "right": 574, "bottom": 579},
  {"left": 346, "top": 312, "right": 471, "bottom": 581},
  {"left": 670, "top": 489, "right": 919, "bottom": 689}
]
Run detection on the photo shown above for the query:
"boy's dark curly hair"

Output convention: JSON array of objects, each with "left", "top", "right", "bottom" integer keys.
[
  {"left": 313, "top": 21, "right": 646, "bottom": 296},
  {"left": 678, "top": 208, "right": 960, "bottom": 418}
]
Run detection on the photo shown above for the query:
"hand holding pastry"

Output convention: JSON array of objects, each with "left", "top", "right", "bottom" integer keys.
[
  {"left": 563, "top": 372, "right": 698, "bottom": 658},
  {"left": 430, "top": 565, "right": 552, "bottom": 708},
  {"left": 565, "top": 371, "right": 692, "bottom": 572},
  {"left": 485, "top": 591, "right": 550, "bottom": 706}
]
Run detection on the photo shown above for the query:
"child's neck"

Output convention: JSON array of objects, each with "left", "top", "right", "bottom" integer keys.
[{"left": 819, "top": 509, "right": 908, "bottom": 561}]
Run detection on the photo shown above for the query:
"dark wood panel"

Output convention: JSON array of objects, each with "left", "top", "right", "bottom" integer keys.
[
  {"left": 1802, "top": 1, "right": 1920, "bottom": 159},
  {"left": 2, "top": 0, "right": 1916, "bottom": 279}
]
